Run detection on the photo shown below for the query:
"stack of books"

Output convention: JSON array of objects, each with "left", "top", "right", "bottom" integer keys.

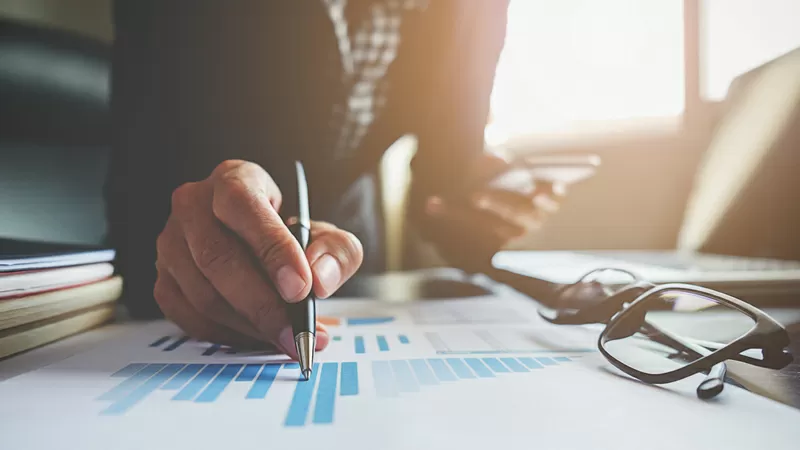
[{"left": 0, "top": 238, "right": 122, "bottom": 359}]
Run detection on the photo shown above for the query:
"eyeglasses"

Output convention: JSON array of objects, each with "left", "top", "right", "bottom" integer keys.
[{"left": 538, "top": 268, "right": 794, "bottom": 399}]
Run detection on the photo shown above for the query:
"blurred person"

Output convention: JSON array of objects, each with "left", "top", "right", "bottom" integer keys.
[{"left": 107, "top": 0, "right": 563, "bottom": 357}]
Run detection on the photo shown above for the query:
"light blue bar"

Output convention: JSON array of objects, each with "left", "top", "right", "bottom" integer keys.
[
  {"left": 161, "top": 364, "right": 204, "bottom": 390},
  {"left": 354, "top": 336, "right": 365, "bottom": 354},
  {"left": 333, "top": 336, "right": 342, "bottom": 341},
  {"left": 377, "top": 336, "right": 389, "bottom": 352},
  {"left": 173, "top": 364, "right": 224, "bottom": 401},
  {"left": 312, "top": 363, "right": 339, "bottom": 424},
  {"left": 246, "top": 364, "right": 281, "bottom": 399},
  {"left": 398, "top": 335, "right": 410, "bottom": 344},
  {"left": 111, "top": 363, "right": 147, "bottom": 377},
  {"left": 285, "top": 362, "right": 300, "bottom": 370},
  {"left": 500, "top": 358, "right": 529, "bottom": 372},
  {"left": 481, "top": 358, "right": 510, "bottom": 373},
  {"left": 427, "top": 359, "right": 457, "bottom": 381},
  {"left": 284, "top": 363, "right": 321, "bottom": 427},
  {"left": 236, "top": 364, "right": 263, "bottom": 382},
  {"left": 372, "top": 361, "right": 397, "bottom": 397},
  {"left": 390, "top": 360, "right": 419, "bottom": 392},
  {"left": 163, "top": 336, "right": 190, "bottom": 352},
  {"left": 195, "top": 364, "right": 242, "bottom": 403},
  {"left": 464, "top": 358, "right": 495, "bottom": 378},
  {"left": 340, "top": 362, "right": 359, "bottom": 396},
  {"left": 536, "top": 357, "right": 558, "bottom": 366},
  {"left": 101, "top": 364, "right": 183, "bottom": 415},
  {"left": 517, "top": 357, "right": 544, "bottom": 369},
  {"left": 98, "top": 364, "right": 166, "bottom": 401},
  {"left": 409, "top": 359, "right": 438, "bottom": 385},
  {"left": 554, "top": 356, "right": 571, "bottom": 362},
  {"left": 347, "top": 317, "right": 394, "bottom": 326},
  {"left": 445, "top": 358, "right": 476, "bottom": 379}
]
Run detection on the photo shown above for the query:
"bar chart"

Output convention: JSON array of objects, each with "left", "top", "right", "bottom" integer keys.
[
  {"left": 318, "top": 316, "right": 397, "bottom": 327},
  {"left": 352, "top": 334, "right": 411, "bottom": 354},
  {"left": 99, "top": 361, "right": 360, "bottom": 427},
  {"left": 148, "top": 335, "right": 279, "bottom": 357},
  {"left": 371, "top": 356, "right": 577, "bottom": 398},
  {"left": 98, "top": 355, "right": 576, "bottom": 424}
]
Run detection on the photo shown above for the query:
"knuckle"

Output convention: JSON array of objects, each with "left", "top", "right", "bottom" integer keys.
[
  {"left": 212, "top": 159, "right": 247, "bottom": 178},
  {"left": 170, "top": 182, "right": 198, "bottom": 213},
  {"left": 213, "top": 176, "right": 256, "bottom": 219},
  {"left": 334, "top": 231, "right": 363, "bottom": 270},
  {"left": 255, "top": 233, "right": 297, "bottom": 269},
  {"left": 195, "top": 237, "right": 238, "bottom": 274}
]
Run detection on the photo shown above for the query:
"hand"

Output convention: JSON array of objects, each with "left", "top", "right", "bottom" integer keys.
[
  {"left": 154, "top": 160, "right": 363, "bottom": 357},
  {"left": 422, "top": 153, "right": 565, "bottom": 271}
]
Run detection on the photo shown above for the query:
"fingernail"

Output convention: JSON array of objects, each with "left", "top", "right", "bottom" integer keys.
[
  {"left": 276, "top": 266, "right": 307, "bottom": 302},
  {"left": 313, "top": 254, "right": 341, "bottom": 296},
  {"left": 279, "top": 326, "right": 297, "bottom": 357}
]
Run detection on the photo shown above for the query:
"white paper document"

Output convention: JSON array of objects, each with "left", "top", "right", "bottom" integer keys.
[{"left": 1, "top": 293, "right": 798, "bottom": 450}]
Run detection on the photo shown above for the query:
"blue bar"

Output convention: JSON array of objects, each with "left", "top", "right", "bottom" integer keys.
[
  {"left": 312, "top": 363, "right": 339, "bottom": 424},
  {"left": 149, "top": 336, "right": 171, "bottom": 348},
  {"left": 517, "top": 357, "right": 544, "bottom": 369},
  {"left": 354, "top": 336, "right": 365, "bottom": 354},
  {"left": 246, "top": 364, "right": 281, "bottom": 399},
  {"left": 347, "top": 317, "right": 394, "bottom": 326},
  {"left": 427, "top": 359, "right": 457, "bottom": 381},
  {"left": 161, "top": 364, "right": 204, "bottom": 390},
  {"left": 398, "top": 335, "right": 410, "bottom": 344},
  {"left": 173, "top": 364, "right": 224, "bottom": 401},
  {"left": 482, "top": 358, "right": 510, "bottom": 373},
  {"left": 536, "top": 357, "right": 558, "bottom": 366},
  {"left": 409, "top": 359, "right": 438, "bottom": 385},
  {"left": 236, "top": 364, "right": 263, "bottom": 382},
  {"left": 390, "top": 360, "right": 419, "bottom": 392},
  {"left": 285, "top": 363, "right": 321, "bottom": 427},
  {"left": 340, "top": 362, "right": 359, "bottom": 396},
  {"left": 195, "top": 364, "right": 242, "bottom": 403},
  {"left": 163, "top": 336, "right": 190, "bottom": 352},
  {"left": 101, "top": 364, "right": 183, "bottom": 415},
  {"left": 98, "top": 364, "right": 166, "bottom": 401},
  {"left": 285, "top": 362, "right": 300, "bottom": 370},
  {"left": 202, "top": 344, "right": 221, "bottom": 356},
  {"left": 111, "top": 363, "right": 147, "bottom": 377},
  {"left": 554, "top": 356, "right": 571, "bottom": 362},
  {"left": 445, "top": 358, "right": 476, "bottom": 379},
  {"left": 377, "top": 336, "right": 389, "bottom": 352},
  {"left": 464, "top": 358, "right": 495, "bottom": 378},
  {"left": 371, "top": 361, "right": 397, "bottom": 397},
  {"left": 333, "top": 336, "right": 342, "bottom": 342},
  {"left": 500, "top": 358, "right": 529, "bottom": 373}
]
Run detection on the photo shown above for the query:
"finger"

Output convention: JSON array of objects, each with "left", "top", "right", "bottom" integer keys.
[
  {"left": 471, "top": 190, "right": 550, "bottom": 230},
  {"left": 156, "top": 217, "right": 264, "bottom": 341},
  {"left": 315, "top": 322, "right": 330, "bottom": 351},
  {"left": 304, "top": 222, "right": 364, "bottom": 298},
  {"left": 171, "top": 181, "right": 294, "bottom": 354},
  {"left": 153, "top": 270, "right": 262, "bottom": 348},
  {"left": 210, "top": 161, "right": 312, "bottom": 302}
]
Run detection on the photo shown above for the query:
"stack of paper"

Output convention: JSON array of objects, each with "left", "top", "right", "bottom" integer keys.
[
  {"left": 0, "top": 238, "right": 121, "bottom": 358},
  {"left": 1, "top": 292, "right": 798, "bottom": 449}
]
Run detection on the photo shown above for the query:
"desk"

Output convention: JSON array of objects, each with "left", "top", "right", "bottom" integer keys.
[{"left": 2, "top": 269, "right": 799, "bottom": 409}]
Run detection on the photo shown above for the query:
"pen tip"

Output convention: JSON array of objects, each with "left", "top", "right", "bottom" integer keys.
[{"left": 302, "top": 369, "right": 311, "bottom": 381}]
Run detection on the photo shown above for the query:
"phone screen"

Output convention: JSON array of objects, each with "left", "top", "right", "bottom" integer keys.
[{"left": 487, "top": 155, "right": 600, "bottom": 193}]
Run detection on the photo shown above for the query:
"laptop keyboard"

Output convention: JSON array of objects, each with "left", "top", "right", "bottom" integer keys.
[{"left": 585, "top": 252, "right": 800, "bottom": 272}]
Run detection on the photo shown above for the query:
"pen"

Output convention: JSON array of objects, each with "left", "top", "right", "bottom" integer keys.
[{"left": 287, "top": 160, "right": 316, "bottom": 381}]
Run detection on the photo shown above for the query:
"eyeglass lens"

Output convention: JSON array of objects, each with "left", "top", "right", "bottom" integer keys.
[{"left": 601, "top": 289, "right": 757, "bottom": 376}]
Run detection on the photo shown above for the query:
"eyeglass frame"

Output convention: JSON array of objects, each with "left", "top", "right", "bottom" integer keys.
[{"left": 598, "top": 282, "right": 794, "bottom": 385}]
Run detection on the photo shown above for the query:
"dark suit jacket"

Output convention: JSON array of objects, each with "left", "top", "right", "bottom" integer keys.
[{"left": 107, "top": 0, "right": 509, "bottom": 318}]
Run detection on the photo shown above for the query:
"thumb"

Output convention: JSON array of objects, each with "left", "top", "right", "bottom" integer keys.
[{"left": 211, "top": 166, "right": 313, "bottom": 303}]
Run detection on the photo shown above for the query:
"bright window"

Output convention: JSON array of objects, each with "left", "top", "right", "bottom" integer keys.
[{"left": 487, "top": 0, "right": 685, "bottom": 146}]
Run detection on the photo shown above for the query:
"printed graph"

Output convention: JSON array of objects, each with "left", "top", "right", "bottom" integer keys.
[
  {"left": 371, "top": 356, "right": 576, "bottom": 397},
  {"left": 424, "top": 330, "right": 595, "bottom": 355},
  {"left": 352, "top": 334, "right": 411, "bottom": 354},
  {"left": 99, "top": 361, "right": 359, "bottom": 427},
  {"left": 318, "top": 316, "right": 396, "bottom": 327},
  {"left": 148, "top": 335, "right": 280, "bottom": 357}
]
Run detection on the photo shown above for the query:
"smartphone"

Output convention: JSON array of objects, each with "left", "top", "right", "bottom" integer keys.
[{"left": 486, "top": 154, "right": 601, "bottom": 193}]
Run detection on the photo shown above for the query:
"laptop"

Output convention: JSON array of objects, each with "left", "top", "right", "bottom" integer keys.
[{"left": 493, "top": 48, "right": 800, "bottom": 306}]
